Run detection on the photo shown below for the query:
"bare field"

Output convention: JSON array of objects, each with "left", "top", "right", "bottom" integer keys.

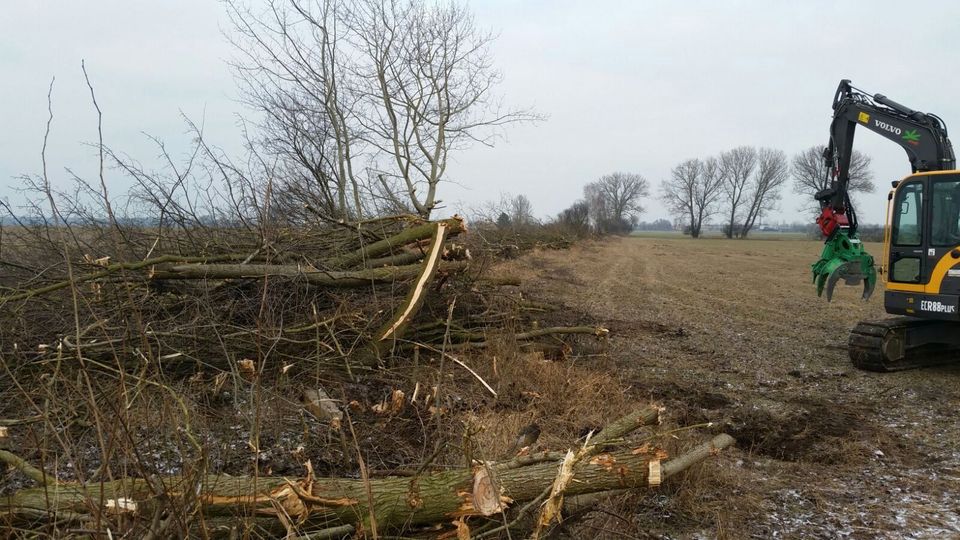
[{"left": 501, "top": 236, "right": 960, "bottom": 539}]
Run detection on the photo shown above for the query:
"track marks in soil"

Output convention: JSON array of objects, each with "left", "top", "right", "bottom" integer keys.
[{"left": 514, "top": 236, "right": 960, "bottom": 537}]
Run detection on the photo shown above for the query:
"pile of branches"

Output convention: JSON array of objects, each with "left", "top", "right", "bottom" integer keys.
[
  {"left": 0, "top": 210, "right": 636, "bottom": 535},
  {"left": 0, "top": 209, "right": 737, "bottom": 538},
  {"left": 0, "top": 214, "right": 603, "bottom": 379}
]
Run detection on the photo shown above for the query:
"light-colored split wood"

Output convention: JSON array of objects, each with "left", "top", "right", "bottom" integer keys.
[
  {"left": 472, "top": 464, "right": 504, "bottom": 516},
  {"left": 648, "top": 459, "right": 662, "bottom": 487},
  {"left": 379, "top": 222, "right": 449, "bottom": 341}
]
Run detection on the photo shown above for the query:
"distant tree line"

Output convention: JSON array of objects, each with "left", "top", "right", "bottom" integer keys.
[
  {"left": 534, "top": 143, "right": 876, "bottom": 241},
  {"left": 558, "top": 172, "right": 649, "bottom": 235},
  {"left": 658, "top": 144, "right": 875, "bottom": 238},
  {"left": 485, "top": 142, "right": 874, "bottom": 241},
  {"left": 634, "top": 218, "right": 673, "bottom": 231},
  {"left": 474, "top": 172, "right": 650, "bottom": 237}
]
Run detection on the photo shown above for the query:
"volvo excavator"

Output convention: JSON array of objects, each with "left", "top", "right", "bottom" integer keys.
[{"left": 813, "top": 79, "right": 960, "bottom": 371}]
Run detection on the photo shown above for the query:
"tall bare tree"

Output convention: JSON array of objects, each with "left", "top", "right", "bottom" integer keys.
[
  {"left": 660, "top": 157, "right": 724, "bottom": 238},
  {"left": 226, "top": 0, "right": 364, "bottom": 221},
  {"left": 226, "top": 0, "right": 537, "bottom": 220},
  {"left": 584, "top": 172, "right": 649, "bottom": 234},
  {"left": 719, "top": 146, "right": 757, "bottom": 238},
  {"left": 509, "top": 194, "right": 535, "bottom": 226},
  {"left": 792, "top": 144, "right": 874, "bottom": 213},
  {"left": 739, "top": 148, "right": 790, "bottom": 237}
]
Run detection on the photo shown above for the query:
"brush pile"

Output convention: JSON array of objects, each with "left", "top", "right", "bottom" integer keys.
[
  {"left": 0, "top": 215, "right": 734, "bottom": 538},
  {"left": 0, "top": 215, "right": 602, "bottom": 377}
]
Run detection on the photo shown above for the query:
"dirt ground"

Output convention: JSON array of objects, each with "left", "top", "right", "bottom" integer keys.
[{"left": 500, "top": 236, "right": 960, "bottom": 539}]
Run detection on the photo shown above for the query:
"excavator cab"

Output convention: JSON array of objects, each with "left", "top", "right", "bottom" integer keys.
[{"left": 884, "top": 171, "right": 960, "bottom": 319}]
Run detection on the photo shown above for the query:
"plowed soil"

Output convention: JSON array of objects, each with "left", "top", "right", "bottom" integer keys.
[{"left": 502, "top": 235, "right": 960, "bottom": 539}]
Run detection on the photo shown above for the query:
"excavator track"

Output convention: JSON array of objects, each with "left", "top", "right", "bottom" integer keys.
[{"left": 848, "top": 317, "right": 960, "bottom": 371}]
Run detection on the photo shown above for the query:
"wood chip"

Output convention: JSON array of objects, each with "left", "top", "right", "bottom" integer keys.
[
  {"left": 238, "top": 358, "right": 256, "bottom": 380},
  {"left": 648, "top": 459, "right": 662, "bottom": 487},
  {"left": 390, "top": 389, "right": 405, "bottom": 412},
  {"left": 589, "top": 454, "right": 617, "bottom": 471},
  {"left": 104, "top": 498, "right": 137, "bottom": 514},
  {"left": 301, "top": 388, "right": 343, "bottom": 424},
  {"left": 455, "top": 517, "right": 471, "bottom": 539},
  {"left": 372, "top": 389, "right": 405, "bottom": 415}
]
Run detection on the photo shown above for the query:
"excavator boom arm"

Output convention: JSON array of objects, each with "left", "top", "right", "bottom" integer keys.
[
  {"left": 812, "top": 80, "right": 954, "bottom": 301},
  {"left": 820, "top": 79, "right": 955, "bottom": 215}
]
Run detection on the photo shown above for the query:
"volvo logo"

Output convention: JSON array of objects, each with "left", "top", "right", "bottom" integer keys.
[{"left": 874, "top": 119, "right": 902, "bottom": 135}]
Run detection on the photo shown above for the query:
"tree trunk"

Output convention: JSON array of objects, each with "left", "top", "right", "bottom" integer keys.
[
  {"left": 325, "top": 216, "right": 464, "bottom": 268},
  {"left": 150, "top": 261, "right": 469, "bottom": 288},
  {"left": 0, "top": 408, "right": 735, "bottom": 537}
]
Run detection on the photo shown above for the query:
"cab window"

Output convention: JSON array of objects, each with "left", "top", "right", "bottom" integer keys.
[
  {"left": 892, "top": 181, "right": 923, "bottom": 246},
  {"left": 931, "top": 179, "right": 960, "bottom": 246}
]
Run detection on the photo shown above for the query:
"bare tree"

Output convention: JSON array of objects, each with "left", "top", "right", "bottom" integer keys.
[
  {"left": 225, "top": 0, "right": 364, "bottom": 220},
  {"left": 793, "top": 144, "right": 874, "bottom": 213},
  {"left": 585, "top": 172, "right": 649, "bottom": 234},
  {"left": 226, "top": 0, "right": 537, "bottom": 220},
  {"left": 660, "top": 157, "right": 724, "bottom": 238},
  {"left": 739, "top": 148, "right": 790, "bottom": 237},
  {"left": 719, "top": 146, "right": 757, "bottom": 238},
  {"left": 470, "top": 191, "right": 531, "bottom": 228},
  {"left": 557, "top": 200, "right": 590, "bottom": 234},
  {"left": 509, "top": 194, "right": 535, "bottom": 227}
]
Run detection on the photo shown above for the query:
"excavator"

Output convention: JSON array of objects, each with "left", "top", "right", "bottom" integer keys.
[{"left": 813, "top": 79, "right": 960, "bottom": 371}]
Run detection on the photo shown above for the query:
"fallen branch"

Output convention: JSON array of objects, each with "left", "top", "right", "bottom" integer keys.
[
  {"left": 362, "top": 250, "right": 424, "bottom": 268},
  {"left": 151, "top": 260, "right": 469, "bottom": 288},
  {"left": 444, "top": 326, "right": 610, "bottom": 348},
  {"left": 0, "top": 416, "right": 44, "bottom": 427},
  {"left": 663, "top": 433, "right": 735, "bottom": 477},
  {"left": 377, "top": 221, "right": 449, "bottom": 342},
  {"left": 0, "top": 407, "right": 735, "bottom": 537},
  {"left": 0, "top": 253, "right": 245, "bottom": 303},
  {"left": 479, "top": 276, "right": 522, "bottom": 286},
  {"left": 514, "top": 326, "right": 609, "bottom": 341},
  {"left": 325, "top": 216, "right": 465, "bottom": 269},
  {"left": 413, "top": 342, "right": 498, "bottom": 397},
  {"left": 0, "top": 450, "right": 55, "bottom": 486}
]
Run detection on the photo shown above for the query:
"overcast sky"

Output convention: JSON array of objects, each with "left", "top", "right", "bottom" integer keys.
[{"left": 4, "top": 1, "right": 960, "bottom": 225}]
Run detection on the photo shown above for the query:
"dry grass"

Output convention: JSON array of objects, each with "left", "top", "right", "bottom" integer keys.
[{"left": 466, "top": 349, "right": 633, "bottom": 459}]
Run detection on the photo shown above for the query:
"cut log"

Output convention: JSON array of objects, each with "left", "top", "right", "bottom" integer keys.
[
  {"left": 0, "top": 450, "right": 54, "bottom": 486},
  {"left": 0, "top": 416, "right": 43, "bottom": 427},
  {"left": 362, "top": 250, "right": 424, "bottom": 268},
  {"left": 150, "top": 261, "right": 469, "bottom": 288},
  {"left": 0, "top": 407, "right": 734, "bottom": 537},
  {"left": 0, "top": 253, "right": 246, "bottom": 303},
  {"left": 325, "top": 216, "right": 465, "bottom": 269}
]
